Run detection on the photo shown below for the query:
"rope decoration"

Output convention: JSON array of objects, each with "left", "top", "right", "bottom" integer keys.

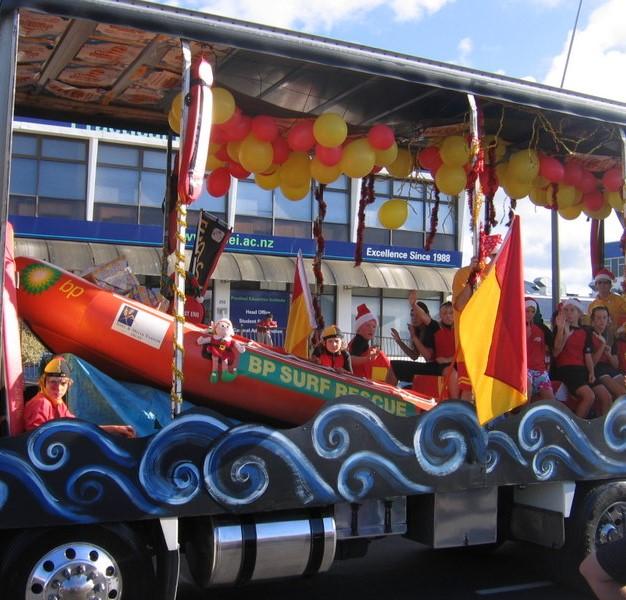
[
  {"left": 312, "top": 183, "right": 326, "bottom": 330},
  {"left": 425, "top": 186, "right": 440, "bottom": 250},
  {"left": 355, "top": 174, "right": 375, "bottom": 266}
]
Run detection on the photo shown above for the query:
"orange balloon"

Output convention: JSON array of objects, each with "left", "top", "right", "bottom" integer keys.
[
  {"left": 340, "top": 138, "right": 376, "bottom": 178},
  {"left": 435, "top": 165, "right": 466, "bottom": 196},
  {"left": 387, "top": 148, "right": 413, "bottom": 178},
  {"left": 378, "top": 198, "right": 408, "bottom": 229},
  {"left": 310, "top": 157, "right": 342, "bottom": 184},
  {"left": 279, "top": 152, "right": 311, "bottom": 187}
]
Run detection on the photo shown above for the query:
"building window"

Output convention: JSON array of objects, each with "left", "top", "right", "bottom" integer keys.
[
  {"left": 9, "top": 133, "right": 87, "bottom": 220},
  {"left": 364, "top": 176, "right": 456, "bottom": 250},
  {"left": 315, "top": 177, "right": 350, "bottom": 242},
  {"left": 94, "top": 143, "right": 166, "bottom": 225}
]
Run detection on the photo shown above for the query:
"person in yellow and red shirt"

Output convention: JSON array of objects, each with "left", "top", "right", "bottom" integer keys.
[
  {"left": 24, "top": 356, "right": 135, "bottom": 437},
  {"left": 348, "top": 304, "right": 390, "bottom": 382},
  {"left": 587, "top": 269, "right": 626, "bottom": 340}
]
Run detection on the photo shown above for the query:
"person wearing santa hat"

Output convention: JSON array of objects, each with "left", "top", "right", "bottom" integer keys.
[
  {"left": 587, "top": 268, "right": 626, "bottom": 340},
  {"left": 553, "top": 298, "right": 612, "bottom": 419},
  {"left": 525, "top": 297, "right": 555, "bottom": 402},
  {"left": 348, "top": 304, "right": 390, "bottom": 382}
]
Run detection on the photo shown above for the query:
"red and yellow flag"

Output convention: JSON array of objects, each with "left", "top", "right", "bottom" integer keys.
[
  {"left": 459, "top": 216, "right": 527, "bottom": 424},
  {"left": 284, "top": 251, "right": 316, "bottom": 358}
]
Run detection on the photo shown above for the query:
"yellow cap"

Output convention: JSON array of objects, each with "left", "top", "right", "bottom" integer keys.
[
  {"left": 43, "top": 356, "right": 71, "bottom": 377},
  {"left": 322, "top": 325, "right": 342, "bottom": 339}
]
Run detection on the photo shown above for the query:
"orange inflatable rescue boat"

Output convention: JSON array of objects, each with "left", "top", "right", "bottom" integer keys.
[{"left": 16, "top": 257, "right": 436, "bottom": 424}]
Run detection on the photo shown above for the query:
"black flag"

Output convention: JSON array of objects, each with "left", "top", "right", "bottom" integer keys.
[{"left": 190, "top": 211, "right": 232, "bottom": 293}]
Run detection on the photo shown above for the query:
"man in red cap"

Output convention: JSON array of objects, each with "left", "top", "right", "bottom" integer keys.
[
  {"left": 348, "top": 304, "right": 390, "bottom": 382},
  {"left": 24, "top": 355, "right": 135, "bottom": 437},
  {"left": 587, "top": 268, "right": 626, "bottom": 340}
]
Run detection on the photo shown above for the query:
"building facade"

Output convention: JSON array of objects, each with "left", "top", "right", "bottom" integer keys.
[{"left": 9, "top": 120, "right": 462, "bottom": 345}]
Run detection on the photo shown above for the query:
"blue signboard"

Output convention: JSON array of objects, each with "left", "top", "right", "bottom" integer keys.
[
  {"left": 10, "top": 215, "right": 461, "bottom": 268},
  {"left": 229, "top": 290, "right": 289, "bottom": 336}
]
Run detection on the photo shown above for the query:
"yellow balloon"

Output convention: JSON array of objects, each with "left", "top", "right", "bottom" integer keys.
[
  {"left": 239, "top": 134, "right": 274, "bottom": 174},
  {"left": 529, "top": 186, "right": 548, "bottom": 207},
  {"left": 558, "top": 203, "right": 582, "bottom": 220},
  {"left": 584, "top": 201, "right": 612, "bottom": 220},
  {"left": 435, "top": 164, "right": 466, "bottom": 196},
  {"left": 205, "top": 154, "right": 225, "bottom": 171},
  {"left": 340, "top": 138, "right": 376, "bottom": 178},
  {"left": 440, "top": 136, "right": 469, "bottom": 167},
  {"left": 507, "top": 149, "right": 539, "bottom": 183},
  {"left": 605, "top": 191, "right": 624, "bottom": 210},
  {"left": 168, "top": 108, "right": 181, "bottom": 134},
  {"left": 378, "top": 198, "right": 408, "bottom": 229},
  {"left": 255, "top": 169, "right": 281, "bottom": 190},
  {"left": 212, "top": 87, "right": 236, "bottom": 125},
  {"left": 374, "top": 141, "right": 398, "bottom": 167},
  {"left": 313, "top": 113, "right": 348, "bottom": 147},
  {"left": 279, "top": 152, "right": 311, "bottom": 187},
  {"left": 387, "top": 148, "right": 413, "bottom": 178},
  {"left": 170, "top": 92, "right": 183, "bottom": 121},
  {"left": 532, "top": 175, "right": 549, "bottom": 189},
  {"left": 226, "top": 140, "right": 242, "bottom": 163},
  {"left": 501, "top": 177, "right": 531, "bottom": 199},
  {"left": 280, "top": 180, "right": 311, "bottom": 201},
  {"left": 310, "top": 157, "right": 342, "bottom": 184},
  {"left": 556, "top": 184, "right": 577, "bottom": 208}
]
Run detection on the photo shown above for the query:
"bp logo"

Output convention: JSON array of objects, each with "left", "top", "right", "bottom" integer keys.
[{"left": 20, "top": 263, "right": 61, "bottom": 294}]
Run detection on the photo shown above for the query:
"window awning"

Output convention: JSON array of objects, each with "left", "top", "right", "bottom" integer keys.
[{"left": 15, "top": 239, "right": 456, "bottom": 293}]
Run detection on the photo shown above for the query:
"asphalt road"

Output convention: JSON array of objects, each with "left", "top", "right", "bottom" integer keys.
[{"left": 176, "top": 535, "right": 595, "bottom": 600}]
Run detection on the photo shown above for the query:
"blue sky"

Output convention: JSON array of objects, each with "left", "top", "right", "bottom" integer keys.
[{"left": 159, "top": 0, "right": 626, "bottom": 295}]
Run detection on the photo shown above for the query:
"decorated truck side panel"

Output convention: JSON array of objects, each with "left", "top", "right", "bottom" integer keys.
[{"left": 0, "top": 1, "right": 626, "bottom": 599}]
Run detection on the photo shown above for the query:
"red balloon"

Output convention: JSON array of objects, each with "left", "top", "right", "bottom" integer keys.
[
  {"left": 418, "top": 146, "right": 442, "bottom": 172},
  {"left": 315, "top": 143, "right": 343, "bottom": 166},
  {"left": 602, "top": 167, "right": 624, "bottom": 192},
  {"left": 215, "top": 145, "right": 230, "bottom": 162},
  {"left": 287, "top": 121, "right": 315, "bottom": 152},
  {"left": 272, "top": 136, "right": 290, "bottom": 165},
  {"left": 583, "top": 190, "right": 603, "bottom": 211},
  {"left": 222, "top": 110, "right": 251, "bottom": 142},
  {"left": 370, "top": 165, "right": 383, "bottom": 174},
  {"left": 563, "top": 160, "right": 583, "bottom": 187},
  {"left": 367, "top": 124, "right": 395, "bottom": 150},
  {"left": 538, "top": 154, "right": 564, "bottom": 183},
  {"left": 228, "top": 161, "right": 250, "bottom": 180},
  {"left": 479, "top": 169, "right": 499, "bottom": 196},
  {"left": 210, "top": 125, "right": 228, "bottom": 145},
  {"left": 251, "top": 115, "right": 279, "bottom": 142},
  {"left": 579, "top": 170, "right": 598, "bottom": 194},
  {"left": 206, "top": 167, "right": 231, "bottom": 197}
]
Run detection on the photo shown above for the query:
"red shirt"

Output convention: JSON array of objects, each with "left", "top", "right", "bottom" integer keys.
[
  {"left": 527, "top": 323, "right": 549, "bottom": 371},
  {"left": 554, "top": 327, "right": 591, "bottom": 368},
  {"left": 434, "top": 325, "right": 455, "bottom": 361},
  {"left": 24, "top": 391, "right": 75, "bottom": 431}
]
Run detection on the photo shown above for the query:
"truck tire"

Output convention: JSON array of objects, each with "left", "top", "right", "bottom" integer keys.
[
  {"left": 0, "top": 523, "right": 156, "bottom": 599},
  {"left": 554, "top": 481, "right": 626, "bottom": 587}
]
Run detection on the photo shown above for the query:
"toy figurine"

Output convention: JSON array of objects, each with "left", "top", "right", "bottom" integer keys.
[{"left": 197, "top": 318, "right": 246, "bottom": 381}]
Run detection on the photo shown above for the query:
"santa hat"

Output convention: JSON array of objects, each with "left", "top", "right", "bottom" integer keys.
[
  {"left": 354, "top": 303, "right": 377, "bottom": 330},
  {"left": 525, "top": 297, "right": 538, "bottom": 311},
  {"left": 562, "top": 297, "right": 583, "bottom": 312},
  {"left": 594, "top": 268, "right": 615, "bottom": 284}
]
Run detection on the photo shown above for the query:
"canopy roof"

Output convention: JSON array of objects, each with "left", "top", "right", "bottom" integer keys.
[{"left": 4, "top": 0, "right": 625, "bottom": 160}]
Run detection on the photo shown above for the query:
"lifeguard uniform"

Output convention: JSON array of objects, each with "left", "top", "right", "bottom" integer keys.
[
  {"left": 527, "top": 323, "right": 552, "bottom": 397},
  {"left": 348, "top": 334, "right": 390, "bottom": 382},
  {"left": 553, "top": 327, "right": 593, "bottom": 394},
  {"left": 432, "top": 324, "right": 455, "bottom": 374},
  {"left": 312, "top": 346, "right": 352, "bottom": 372},
  {"left": 24, "top": 392, "right": 75, "bottom": 431}
]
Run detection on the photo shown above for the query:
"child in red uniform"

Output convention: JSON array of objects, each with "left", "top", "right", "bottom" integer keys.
[
  {"left": 589, "top": 305, "right": 626, "bottom": 400},
  {"left": 348, "top": 304, "right": 390, "bottom": 382},
  {"left": 311, "top": 325, "right": 352, "bottom": 374},
  {"left": 431, "top": 302, "right": 459, "bottom": 398},
  {"left": 553, "top": 298, "right": 611, "bottom": 418},
  {"left": 525, "top": 298, "right": 555, "bottom": 402}
]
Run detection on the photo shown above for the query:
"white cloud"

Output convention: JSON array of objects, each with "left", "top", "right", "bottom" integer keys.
[
  {"left": 457, "top": 37, "right": 473, "bottom": 65},
  {"left": 174, "top": 0, "right": 452, "bottom": 31},
  {"left": 543, "top": 0, "right": 626, "bottom": 103}
]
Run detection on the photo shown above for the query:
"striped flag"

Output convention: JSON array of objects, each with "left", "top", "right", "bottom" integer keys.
[
  {"left": 459, "top": 216, "right": 527, "bottom": 424},
  {"left": 284, "top": 251, "right": 316, "bottom": 358}
]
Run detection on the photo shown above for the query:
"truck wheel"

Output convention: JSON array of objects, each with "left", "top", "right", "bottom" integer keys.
[
  {"left": 555, "top": 481, "right": 626, "bottom": 586},
  {"left": 0, "top": 524, "right": 155, "bottom": 599}
]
